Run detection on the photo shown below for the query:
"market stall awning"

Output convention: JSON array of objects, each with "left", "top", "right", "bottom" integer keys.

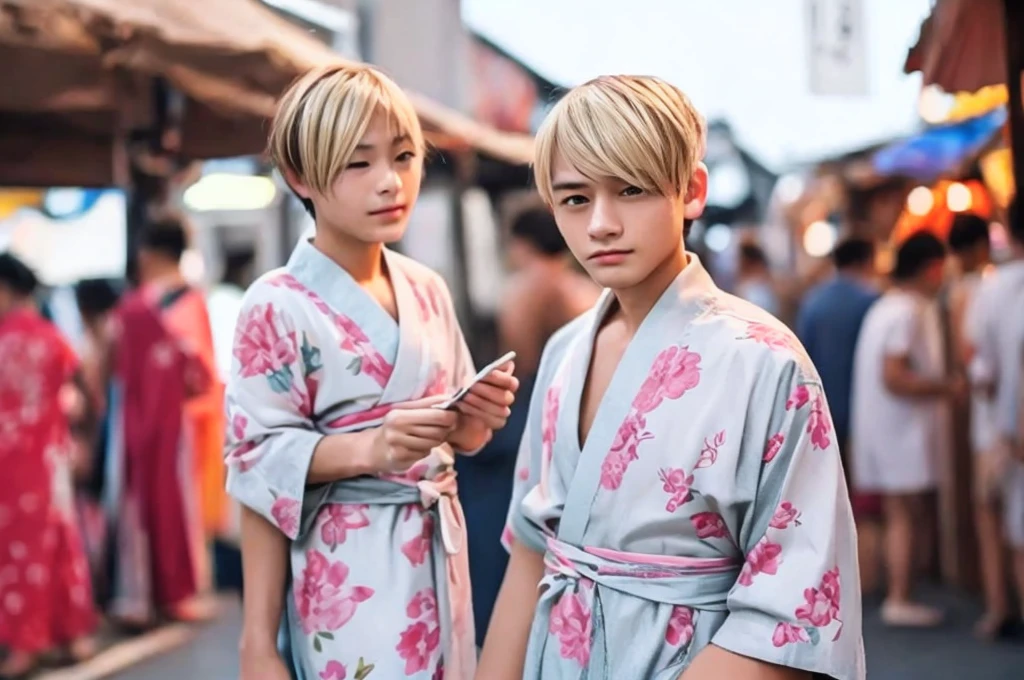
[
  {"left": 872, "top": 107, "right": 1007, "bottom": 181},
  {"left": 0, "top": 0, "right": 534, "bottom": 186},
  {"left": 904, "top": 0, "right": 1008, "bottom": 93}
]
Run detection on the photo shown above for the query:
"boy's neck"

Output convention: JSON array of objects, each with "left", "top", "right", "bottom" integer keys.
[
  {"left": 609, "top": 245, "right": 688, "bottom": 334},
  {"left": 312, "top": 228, "right": 385, "bottom": 284}
]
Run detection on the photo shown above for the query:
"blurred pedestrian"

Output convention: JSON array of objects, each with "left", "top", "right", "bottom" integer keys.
[
  {"left": 851, "top": 231, "right": 962, "bottom": 627},
  {"left": 963, "top": 204, "right": 1024, "bottom": 638},
  {"left": 735, "top": 241, "right": 780, "bottom": 316},
  {"left": 105, "top": 219, "right": 217, "bottom": 627},
  {"left": 0, "top": 253, "right": 98, "bottom": 677}
]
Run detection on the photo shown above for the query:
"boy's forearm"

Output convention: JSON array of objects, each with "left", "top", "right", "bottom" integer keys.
[
  {"left": 680, "top": 645, "right": 810, "bottom": 680},
  {"left": 239, "top": 506, "right": 289, "bottom": 651},
  {"left": 477, "top": 538, "right": 545, "bottom": 679}
]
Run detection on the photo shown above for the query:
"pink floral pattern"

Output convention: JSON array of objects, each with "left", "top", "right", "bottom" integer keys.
[
  {"left": 541, "top": 386, "right": 561, "bottom": 468},
  {"left": 786, "top": 385, "right": 810, "bottom": 411},
  {"left": 396, "top": 588, "right": 441, "bottom": 676},
  {"left": 601, "top": 346, "right": 702, "bottom": 489},
  {"left": 774, "top": 567, "right": 844, "bottom": 647},
  {"left": 769, "top": 502, "right": 802, "bottom": 530},
  {"left": 270, "top": 497, "right": 301, "bottom": 537},
  {"left": 665, "top": 605, "right": 695, "bottom": 647},
  {"left": 234, "top": 303, "right": 298, "bottom": 378},
  {"left": 658, "top": 468, "right": 695, "bottom": 512},
  {"left": 269, "top": 274, "right": 394, "bottom": 387},
  {"left": 696, "top": 430, "right": 725, "bottom": 469},
  {"left": 771, "top": 622, "right": 810, "bottom": 647},
  {"left": 742, "top": 321, "right": 801, "bottom": 354},
  {"left": 548, "top": 585, "right": 593, "bottom": 667},
  {"left": 691, "top": 512, "right": 730, "bottom": 540},
  {"left": 401, "top": 513, "right": 434, "bottom": 567},
  {"left": 785, "top": 382, "right": 834, "bottom": 451},
  {"left": 631, "top": 345, "right": 703, "bottom": 413},
  {"left": 319, "top": 661, "right": 347, "bottom": 680},
  {"left": 763, "top": 433, "right": 785, "bottom": 463},
  {"left": 738, "top": 537, "right": 783, "bottom": 586},
  {"left": 320, "top": 504, "right": 371, "bottom": 551},
  {"left": 295, "top": 551, "right": 374, "bottom": 635}
]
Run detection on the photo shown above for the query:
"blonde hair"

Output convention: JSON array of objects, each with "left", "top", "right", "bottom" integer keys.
[
  {"left": 533, "top": 75, "right": 707, "bottom": 206},
  {"left": 268, "top": 64, "right": 424, "bottom": 195}
]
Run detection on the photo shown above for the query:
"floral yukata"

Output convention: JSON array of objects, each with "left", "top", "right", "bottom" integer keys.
[
  {"left": 504, "top": 255, "right": 865, "bottom": 680},
  {"left": 226, "top": 240, "right": 476, "bottom": 680}
]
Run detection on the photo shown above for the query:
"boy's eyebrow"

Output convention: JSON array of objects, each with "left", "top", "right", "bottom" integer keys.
[
  {"left": 355, "top": 134, "right": 411, "bottom": 151},
  {"left": 551, "top": 180, "right": 591, "bottom": 192}
]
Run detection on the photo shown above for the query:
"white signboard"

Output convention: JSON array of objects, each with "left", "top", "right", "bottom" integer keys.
[{"left": 806, "top": 0, "right": 869, "bottom": 96}]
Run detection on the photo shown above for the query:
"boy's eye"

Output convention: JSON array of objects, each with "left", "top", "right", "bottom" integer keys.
[
  {"left": 621, "top": 186, "right": 644, "bottom": 197},
  {"left": 560, "top": 195, "right": 588, "bottom": 207},
  {"left": 346, "top": 161, "right": 370, "bottom": 169},
  {"left": 396, "top": 151, "right": 416, "bottom": 162}
]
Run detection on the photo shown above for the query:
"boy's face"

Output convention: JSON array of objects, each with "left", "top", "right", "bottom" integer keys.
[
  {"left": 547, "top": 152, "right": 707, "bottom": 291},
  {"left": 291, "top": 113, "right": 423, "bottom": 246}
]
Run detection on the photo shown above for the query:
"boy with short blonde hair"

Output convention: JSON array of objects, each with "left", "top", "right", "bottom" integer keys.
[
  {"left": 479, "top": 75, "right": 864, "bottom": 679},
  {"left": 229, "top": 63, "right": 517, "bottom": 680}
]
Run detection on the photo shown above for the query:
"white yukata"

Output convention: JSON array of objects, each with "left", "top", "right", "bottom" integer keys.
[
  {"left": 225, "top": 239, "right": 477, "bottom": 680},
  {"left": 965, "top": 260, "right": 1024, "bottom": 547},
  {"left": 503, "top": 255, "right": 865, "bottom": 679},
  {"left": 850, "top": 290, "right": 948, "bottom": 494}
]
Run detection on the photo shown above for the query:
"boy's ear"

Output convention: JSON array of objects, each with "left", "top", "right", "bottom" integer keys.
[{"left": 683, "top": 163, "right": 708, "bottom": 220}]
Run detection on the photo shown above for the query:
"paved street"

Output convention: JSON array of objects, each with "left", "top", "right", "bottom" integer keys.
[{"left": 54, "top": 589, "right": 1023, "bottom": 680}]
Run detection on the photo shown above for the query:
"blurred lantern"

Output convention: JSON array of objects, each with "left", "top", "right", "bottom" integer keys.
[
  {"left": 891, "top": 179, "right": 992, "bottom": 244},
  {"left": 979, "top": 148, "right": 1015, "bottom": 208},
  {"left": 803, "top": 220, "right": 838, "bottom": 258}
]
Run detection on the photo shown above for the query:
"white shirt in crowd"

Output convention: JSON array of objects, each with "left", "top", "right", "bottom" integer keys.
[{"left": 851, "top": 289, "right": 948, "bottom": 494}]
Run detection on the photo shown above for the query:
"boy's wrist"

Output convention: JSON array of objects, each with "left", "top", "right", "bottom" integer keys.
[{"left": 239, "top": 628, "right": 281, "bottom": 656}]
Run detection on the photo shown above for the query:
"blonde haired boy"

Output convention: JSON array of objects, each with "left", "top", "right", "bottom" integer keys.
[
  {"left": 228, "top": 64, "right": 517, "bottom": 680},
  {"left": 479, "top": 76, "right": 864, "bottom": 679}
]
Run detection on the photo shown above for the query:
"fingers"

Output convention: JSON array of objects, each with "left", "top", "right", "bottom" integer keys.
[
  {"left": 467, "top": 380, "right": 516, "bottom": 407},
  {"left": 393, "top": 394, "right": 451, "bottom": 410},
  {"left": 477, "top": 368, "right": 519, "bottom": 392},
  {"left": 390, "top": 407, "right": 459, "bottom": 429},
  {"left": 457, "top": 396, "right": 510, "bottom": 430}
]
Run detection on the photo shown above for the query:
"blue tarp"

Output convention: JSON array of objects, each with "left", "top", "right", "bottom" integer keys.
[{"left": 872, "top": 107, "right": 1007, "bottom": 180}]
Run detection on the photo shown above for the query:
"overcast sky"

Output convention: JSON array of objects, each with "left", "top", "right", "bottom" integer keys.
[{"left": 462, "top": 0, "right": 933, "bottom": 169}]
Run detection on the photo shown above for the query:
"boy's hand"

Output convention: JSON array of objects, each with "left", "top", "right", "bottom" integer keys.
[
  {"left": 372, "top": 395, "right": 458, "bottom": 473},
  {"left": 449, "top": 362, "right": 519, "bottom": 452}
]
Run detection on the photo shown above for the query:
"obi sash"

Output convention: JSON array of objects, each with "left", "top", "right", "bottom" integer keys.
[
  {"left": 528, "top": 537, "right": 741, "bottom": 680},
  {"left": 300, "top": 472, "right": 475, "bottom": 680}
]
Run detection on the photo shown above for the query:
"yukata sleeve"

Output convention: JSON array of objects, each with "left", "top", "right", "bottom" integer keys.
[
  {"left": 500, "top": 345, "right": 559, "bottom": 556},
  {"left": 224, "top": 285, "right": 324, "bottom": 540},
  {"left": 711, "top": 360, "right": 864, "bottom": 680}
]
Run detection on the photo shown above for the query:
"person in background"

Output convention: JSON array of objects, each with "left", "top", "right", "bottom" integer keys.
[
  {"left": 207, "top": 247, "right": 255, "bottom": 383},
  {"left": 142, "top": 218, "right": 228, "bottom": 569},
  {"left": 105, "top": 219, "right": 217, "bottom": 627},
  {"left": 457, "top": 206, "right": 599, "bottom": 646},
  {"left": 795, "top": 237, "right": 882, "bottom": 591},
  {"left": 851, "top": 231, "right": 963, "bottom": 628},
  {"left": 0, "top": 253, "right": 97, "bottom": 677},
  {"left": 72, "top": 277, "right": 125, "bottom": 603},
  {"left": 963, "top": 203, "right": 1024, "bottom": 639},
  {"left": 734, "top": 241, "right": 780, "bottom": 316}
]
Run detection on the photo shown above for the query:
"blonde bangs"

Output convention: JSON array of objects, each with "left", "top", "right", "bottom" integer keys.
[
  {"left": 269, "top": 65, "right": 424, "bottom": 194},
  {"left": 534, "top": 76, "right": 706, "bottom": 207}
]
